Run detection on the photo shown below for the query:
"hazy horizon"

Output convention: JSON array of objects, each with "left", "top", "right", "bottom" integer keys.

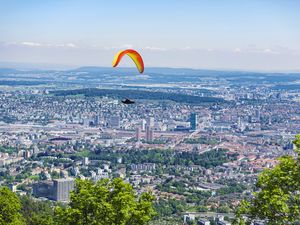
[{"left": 1, "top": 61, "right": 300, "bottom": 74}]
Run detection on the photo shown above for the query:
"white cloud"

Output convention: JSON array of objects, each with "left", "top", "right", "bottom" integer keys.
[
  {"left": 143, "top": 46, "right": 166, "bottom": 51},
  {"left": 21, "top": 42, "right": 42, "bottom": 47},
  {"left": 233, "top": 48, "right": 241, "bottom": 53},
  {"left": 102, "top": 44, "right": 134, "bottom": 50},
  {"left": 121, "top": 44, "right": 133, "bottom": 49},
  {"left": 262, "top": 48, "right": 279, "bottom": 54},
  {"left": 179, "top": 46, "right": 192, "bottom": 51},
  {"left": 55, "top": 43, "right": 77, "bottom": 48},
  {"left": 12, "top": 41, "right": 78, "bottom": 48}
]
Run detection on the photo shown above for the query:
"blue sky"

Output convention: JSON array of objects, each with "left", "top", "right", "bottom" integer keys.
[{"left": 0, "top": 0, "right": 299, "bottom": 71}]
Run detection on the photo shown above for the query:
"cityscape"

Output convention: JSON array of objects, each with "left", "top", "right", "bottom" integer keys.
[
  {"left": 0, "top": 67, "right": 299, "bottom": 224},
  {"left": 1, "top": 1, "right": 299, "bottom": 224}
]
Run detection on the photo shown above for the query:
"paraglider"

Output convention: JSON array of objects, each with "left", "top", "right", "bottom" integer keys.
[
  {"left": 112, "top": 49, "right": 144, "bottom": 73},
  {"left": 112, "top": 49, "right": 144, "bottom": 104},
  {"left": 121, "top": 99, "right": 135, "bottom": 104}
]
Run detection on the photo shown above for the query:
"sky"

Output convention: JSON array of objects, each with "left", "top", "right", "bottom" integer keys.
[{"left": 0, "top": 0, "right": 300, "bottom": 71}]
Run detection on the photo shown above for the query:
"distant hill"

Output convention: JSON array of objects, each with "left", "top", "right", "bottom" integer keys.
[
  {"left": 71, "top": 66, "right": 300, "bottom": 83},
  {"left": 72, "top": 66, "right": 254, "bottom": 76},
  {"left": 0, "top": 68, "right": 20, "bottom": 74},
  {"left": 272, "top": 84, "right": 300, "bottom": 90},
  {"left": 0, "top": 80, "right": 47, "bottom": 86}
]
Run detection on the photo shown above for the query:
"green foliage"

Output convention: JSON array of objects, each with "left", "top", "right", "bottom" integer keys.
[
  {"left": 19, "top": 196, "right": 56, "bottom": 225},
  {"left": 28, "top": 175, "right": 39, "bottom": 181},
  {"left": 0, "top": 146, "right": 15, "bottom": 154},
  {"left": 51, "top": 171, "right": 60, "bottom": 179},
  {"left": 52, "top": 88, "right": 225, "bottom": 104},
  {"left": 74, "top": 149, "right": 90, "bottom": 158},
  {"left": 91, "top": 148, "right": 231, "bottom": 168},
  {"left": 217, "top": 205, "right": 231, "bottom": 213},
  {"left": 216, "top": 183, "right": 246, "bottom": 195},
  {"left": 235, "top": 135, "right": 300, "bottom": 224},
  {"left": 154, "top": 198, "right": 187, "bottom": 219},
  {"left": 0, "top": 187, "right": 24, "bottom": 225},
  {"left": 55, "top": 178, "right": 156, "bottom": 225}
]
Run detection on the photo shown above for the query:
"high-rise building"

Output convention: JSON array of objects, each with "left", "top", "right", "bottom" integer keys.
[
  {"left": 109, "top": 116, "right": 120, "bottom": 128},
  {"left": 32, "top": 180, "right": 54, "bottom": 199},
  {"left": 82, "top": 157, "right": 89, "bottom": 166},
  {"left": 141, "top": 119, "right": 147, "bottom": 131},
  {"left": 83, "top": 118, "right": 91, "bottom": 126},
  {"left": 24, "top": 150, "right": 31, "bottom": 158},
  {"left": 147, "top": 117, "right": 154, "bottom": 128},
  {"left": 33, "top": 145, "right": 39, "bottom": 154},
  {"left": 135, "top": 127, "right": 141, "bottom": 141},
  {"left": 146, "top": 125, "right": 154, "bottom": 142},
  {"left": 117, "top": 157, "right": 122, "bottom": 164},
  {"left": 190, "top": 113, "right": 198, "bottom": 131},
  {"left": 94, "top": 115, "right": 100, "bottom": 125},
  {"left": 53, "top": 178, "right": 74, "bottom": 202}
]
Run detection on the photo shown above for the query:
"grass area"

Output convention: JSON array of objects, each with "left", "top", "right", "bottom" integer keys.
[{"left": 75, "top": 149, "right": 91, "bottom": 157}]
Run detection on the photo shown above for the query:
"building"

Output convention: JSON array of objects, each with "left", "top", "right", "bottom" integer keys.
[
  {"left": 216, "top": 216, "right": 231, "bottom": 225},
  {"left": 117, "top": 157, "right": 122, "bottom": 163},
  {"left": 94, "top": 115, "right": 100, "bottom": 125},
  {"left": 198, "top": 219, "right": 210, "bottom": 225},
  {"left": 253, "top": 221, "right": 266, "bottom": 225},
  {"left": 135, "top": 127, "right": 141, "bottom": 141},
  {"left": 70, "top": 166, "right": 80, "bottom": 176},
  {"left": 24, "top": 150, "right": 31, "bottom": 159},
  {"left": 83, "top": 118, "right": 91, "bottom": 126},
  {"left": 93, "top": 170, "right": 109, "bottom": 182},
  {"left": 141, "top": 119, "right": 147, "bottom": 131},
  {"left": 82, "top": 157, "right": 89, "bottom": 166},
  {"left": 145, "top": 125, "right": 154, "bottom": 142},
  {"left": 53, "top": 178, "right": 75, "bottom": 202},
  {"left": 183, "top": 214, "right": 195, "bottom": 223},
  {"left": 190, "top": 113, "right": 198, "bottom": 130},
  {"left": 131, "top": 163, "right": 156, "bottom": 171},
  {"left": 109, "top": 116, "right": 120, "bottom": 128},
  {"left": 147, "top": 117, "right": 154, "bottom": 127},
  {"left": 33, "top": 180, "right": 54, "bottom": 199},
  {"left": 8, "top": 183, "right": 17, "bottom": 192},
  {"left": 217, "top": 221, "right": 231, "bottom": 225},
  {"left": 32, "top": 145, "right": 39, "bottom": 154}
]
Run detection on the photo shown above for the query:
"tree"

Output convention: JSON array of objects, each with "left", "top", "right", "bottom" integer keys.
[
  {"left": 235, "top": 135, "right": 300, "bottom": 224},
  {"left": 19, "top": 196, "right": 56, "bottom": 225},
  {"left": 55, "top": 178, "right": 156, "bottom": 225},
  {"left": 0, "top": 187, "right": 24, "bottom": 225}
]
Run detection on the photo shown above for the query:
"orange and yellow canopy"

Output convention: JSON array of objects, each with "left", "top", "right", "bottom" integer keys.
[{"left": 112, "top": 49, "right": 144, "bottom": 73}]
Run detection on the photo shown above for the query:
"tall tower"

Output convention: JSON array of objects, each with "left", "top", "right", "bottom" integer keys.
[
  {"left": 147, "top": 117, "right": 155, "bottom": 128},
  {"left": 141, "top": 119, "right": 147, "bottom": 131},
  {"left": 146, "top": 125, "right": 154, "bottom": 142},
  {"left": 135, "top": 127, "right": 141, "bottom": 141},
  {"left": 109, "top": 116, "right": 120, "bottom": 128},
  {"left": 53, "top": 178, "right": 74, "bottom": 202},
  {"left": 190, "top": 113, "right": 198, "bottom": 131}
]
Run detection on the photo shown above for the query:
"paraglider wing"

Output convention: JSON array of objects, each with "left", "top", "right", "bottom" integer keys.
[
  {"left": 112, "top": 49, "right": 144, "bottom": 73},
  {"left": 121, "top": 99, "right": 135, "bottom": 104}
]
